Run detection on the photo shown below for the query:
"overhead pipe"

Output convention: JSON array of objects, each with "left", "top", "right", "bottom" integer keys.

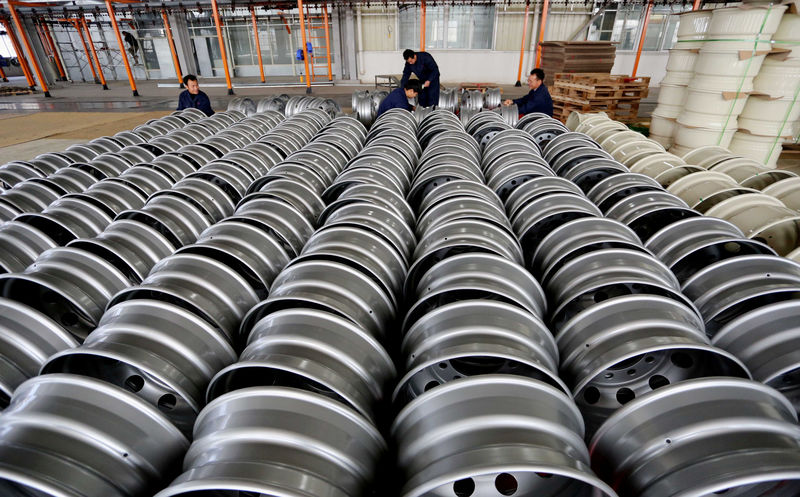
[
  {"left": 297, "top": 0, "right": 312, "bottom": 93},
  {"left": 211, "top": 0, "right": 234, "bottom": 95},
  {"left": 7, "top": 1, "right": 51, "bottom": 96},
  {"left": 105, "top": 0, "right": 139, "bottom": 96},
  {"left": 632, "top": 0, "right": 654, "bottom": 78},
  {"left": 515, "top": 1, "right": 530, "bottom": 86},
  {"left": 161, "top": 9, "right": 184, "bottom": 87},
  {"left": 250, "top": 6, "right": 265, "bottom": 83},
  {"left": 82, "top": 17, "right": 108, "bottom": 89}
]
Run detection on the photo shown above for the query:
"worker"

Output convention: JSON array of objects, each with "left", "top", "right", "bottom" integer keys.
[
  {"left": 401, "top": 49, "right": 440, "bottom": 108},
  {"left": 377, "top": 80, "right": 422, "bottom": 117},
  {"left": 121, "top": 31, "right": 140, "bottom": 65},
  {"left": 503, "top": 68, "right": 553, "bottom": 117},
  {"left": 177, "top": 74, "right": 214, "bottom": 117}
]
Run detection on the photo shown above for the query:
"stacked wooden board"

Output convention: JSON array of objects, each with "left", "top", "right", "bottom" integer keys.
[
  {"left": 539, "top": 41, "right": 616, "bottom": 86},
  {"left": 551, "top": 73, "right": 650, "bottom": 123}
]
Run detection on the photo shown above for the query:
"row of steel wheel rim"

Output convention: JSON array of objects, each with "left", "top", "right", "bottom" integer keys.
[
  {"left": 1, "top": 103, "right": 800, "bottom": 496},
  {"left": 0, "top": 107, "right": 401, "bottom": 496}
]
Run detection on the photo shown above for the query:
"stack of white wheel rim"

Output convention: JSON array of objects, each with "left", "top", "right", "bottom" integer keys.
[
  {"left": 649, "top": 10, "right": 710, "bottom": 149},
  {"left": 671, "top": 5, "right": 787, "bottom": 156},
  {"left": 730, "top": 13, "right": 800, "bottom": 167}
]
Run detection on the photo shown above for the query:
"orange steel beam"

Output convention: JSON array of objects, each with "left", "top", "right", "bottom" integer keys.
[
  {"left": 2, "top": 18, "right": 35, "bottom": 88},
  {"left": 322, "top": 2, "right": 332, "bottom": 80},
  {"left": 161, "top": 8, "right": 184, "bottom": 87},
  {"left": 41, "top": 20, "right": 67, "bottom": 80},
  {"left": 693, "top": 0, "right": 702, "bottom": 9},
  {"left": 211, "top": 0, "right": 234, "bottom": 95},
  {"left": 105, "top": 0, "right": 138, "bottom": 96},
  {"left": 69, "top": 18, "right": 100, "bottom": 84},
  {"left": 515, "top": 1, "right": 530, "bottom": 86},
  {"left": 534, "top": 0, "right": 549, "bottom": 68},
  {"left": 82, "top": 17, "right": 108, "bottom": 89},
  {"left": 7, "top": 1, "right": 51, "bottom": 96},
  {"left": 420, "top": 0, "right": 426, "bottom": 51},
  {"left": 250, "top": 6, "right": 265, "bottom": 83},
  {"left": 278, "top": 11, "right": 292, "bottom": 33},
  {"left": 0, "top": 60, "right": 7, "bottom": 82},
  {"left": 297, "top": 0, "right": 312, "bottom": 93},
  {"left": 632, "top": 0, "right": 654, "bottom": 78}
]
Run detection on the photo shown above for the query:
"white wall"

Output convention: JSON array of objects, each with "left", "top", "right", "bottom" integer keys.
[
  {"left": 611, "top": 51, "right": 671, "bottom": 86},
  {"left": 358, "top": 50, "right": 535, "bottom": 85}
]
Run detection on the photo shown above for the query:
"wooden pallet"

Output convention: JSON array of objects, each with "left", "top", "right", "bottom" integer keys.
[
  {"left": 555, "top": 73, "right": 650, "bottom": 86},
  {"left": 552, "top": 100, "right": 641, "bottom": 124},
  {"left": 0, "top": 86, "right": 33, "bottom": 96},
  {"left": 553, "top": 82, "right": 649, "bottom": 100}
]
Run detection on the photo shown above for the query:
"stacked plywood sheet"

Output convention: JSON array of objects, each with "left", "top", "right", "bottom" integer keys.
[
  {"left": 551, "top": 73, "right": 650, "bottom": 123},
  {"left": 539, "top": 41, "right": 617, "bottom": 86}
]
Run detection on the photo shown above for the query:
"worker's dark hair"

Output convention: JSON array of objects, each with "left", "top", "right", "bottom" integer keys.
[
  {"left": 530, "top": 68, "right": 545, "bottom": 81},
  {"left": 183, "top": 74, "right": 198, "bottom": 86},
  {"left": 404, "top": 79, "right": 422, "bottom": 93},
  {"left": 403, "top": 49, "right": 416, "bottom": 61}
]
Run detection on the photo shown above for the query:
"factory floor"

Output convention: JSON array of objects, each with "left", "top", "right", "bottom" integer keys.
[{"left": 2, "top": 75, "right": 768, "bottom": 167}]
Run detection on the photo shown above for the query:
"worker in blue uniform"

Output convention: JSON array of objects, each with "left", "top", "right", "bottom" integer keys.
[
  {"left": 503, "top": 68, "right": 553, "bottom": 117},
  {"left": 177, "top": 74, "right": 214, "bottom": 117},
  {"left": 400, "top": 49, "right": 440, "bottom": 108},
  {"left": 377, "top": 80, "right": 422, "bottom": 117}
]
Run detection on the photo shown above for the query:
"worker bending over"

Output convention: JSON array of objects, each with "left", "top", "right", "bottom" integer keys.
[
  {"left": 503, "top": 68, "right": 553, "bottom": 117},
  {"left": 177, "top": 74, "right": 214, "bottom": 117},
  {"left": 377, "top": 80, "right": 422, "bottom": 117},
  {"left": 401, "top": 49, "right": 440, "bottom": 108}
]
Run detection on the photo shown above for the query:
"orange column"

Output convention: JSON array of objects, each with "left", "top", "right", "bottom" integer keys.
[
  {"left": 0, "top": 60, "right": 7, "bottom": 82},
  {"left": 82, "top": 18, "right": 108, "bottom": 89},
  {"left": 211, "top": 0, "right": 234, "bottom": 95},
  {"left": 297, "top": 0, "right": 312, "bottom": 93},
  {"left": 42, "top": 21, "right": 67, "bottom": 81},
  {"left": 105, "top": 0, "right": 138, "bottom": 96},
  {"left": 632, "top": 1, "right": 654, "bottom": 78},
  {"left": 71, "top": 19, "right": 100, "bottom": 84},
  {"left": 2, "top": 18, "right": 35, "bottom": 88},
  {"left": 322, "top": 3, "right": 332, "bottom": 81},
  {"left": 7, "top": 1, "right": 51, "bottom": 96},
  {"left": 515, "top": 1, "right": 530, "bottom": 86},
  {"left": 693, "top": 0, "right": 702, "bottom": 10},
  {"left": 250, "top": 6, "right": 265, "bottom": 83},
  {"left": 420, "top": 0, "right": 426, "bottom": 51},
  {"left": 161, "top": 9, "right": 184, "bottom": 87},
  {"left": 534, "top": 0, "right": 549, "bottom": 68}
]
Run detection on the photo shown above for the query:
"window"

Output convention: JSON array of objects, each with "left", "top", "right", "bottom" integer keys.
[
  {"left": 588, "top": 1, "right": 691, "bottom": 51},
  {"left": 495, "top": 5, "right": 534, "bottom": 51},
  {"left": 397, "top": 5, "right": 494, "bottom": 50}
]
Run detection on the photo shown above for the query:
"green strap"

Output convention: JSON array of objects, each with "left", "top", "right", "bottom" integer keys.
[
  {"left": 716, "top": 4, "right": 772, "bottom": 146},
  {"left": 764, "top": 79, "right": 800, "bottom": 163}
]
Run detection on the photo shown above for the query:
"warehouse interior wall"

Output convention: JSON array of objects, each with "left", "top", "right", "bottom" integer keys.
[
  {"left": 355, "top": 0, "right": 692, "bottom": 85},
  {"left": 3, "top": 1, "right": 720, "bottom": 86}
]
